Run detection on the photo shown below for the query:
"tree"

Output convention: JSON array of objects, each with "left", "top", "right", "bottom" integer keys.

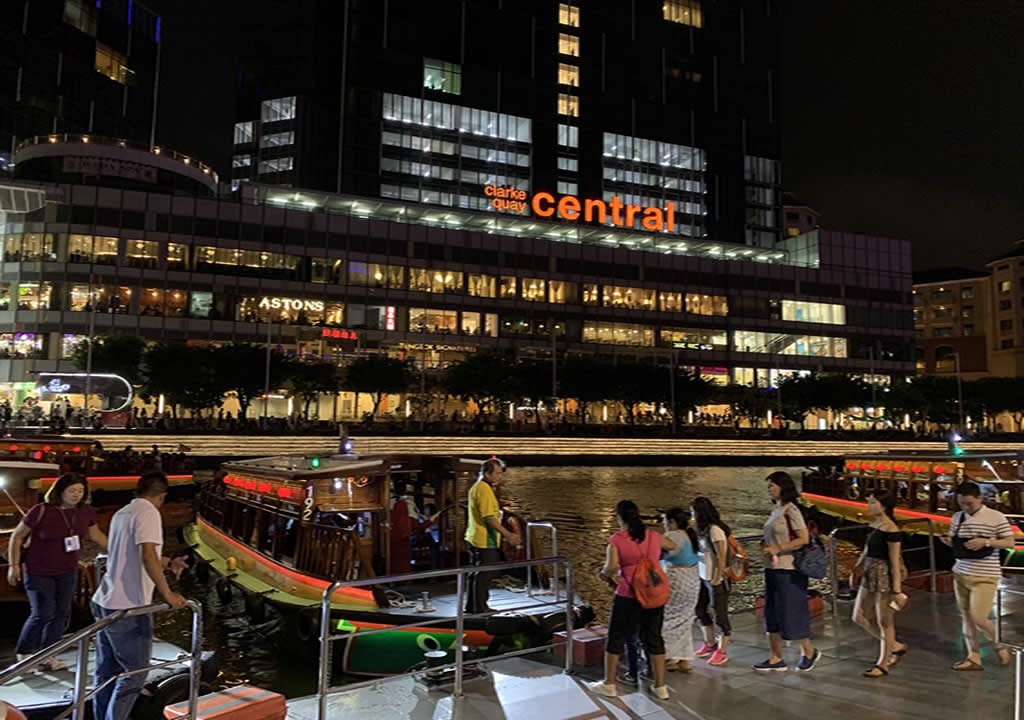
[
  {"left": 71, "top": 334, "right": 145, "bottom": 386},
  {"left": 213, "top": 343, "right": 289, "bottom": 420},
  {"left": 443, "top": 353, "right": 517, "bottom": 417},
  {"left": 671, "top": 369, "right": 716, "bottom": 420},
  {"left": 560, "top": 355, "right": 614, "bottom": 422},
  {"left": 284, "top": 358, "right": 340, "bottom": 419},
  {"left": 713, "top": 384, "right": 772, "bottom": 427},
  {"left": 142, "top": 344, "right": 227, "bottom": 418},
  {"left": 342, "top": 355, "right": 410, "bottom": 420},
  {"left": 607, "top": 361, "right": 665, "bottom": 424},
  {"left": 510, "top": 360, "right": 554, "bottom": 426}
]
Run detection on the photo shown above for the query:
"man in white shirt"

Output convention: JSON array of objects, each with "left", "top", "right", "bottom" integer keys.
[
  {"left": 91, "top": 472, "right": 187, "bottom": 720},
  {"left": 940, "top": 481, "right": 1016, "bottom": 670}
]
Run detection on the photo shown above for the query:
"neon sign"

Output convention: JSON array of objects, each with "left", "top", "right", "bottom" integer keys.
[
  {"left": 45, "top": 379, "right": 71, "bottom": 393},
  {"left": 484, "top": 185, "right": 677, "bottom": 233},
  {"left": 322, "top": 328, "right": 358, "bottom": 340},
  {"left": 258, "top": 297, "right": 324, "bottom": 312}
]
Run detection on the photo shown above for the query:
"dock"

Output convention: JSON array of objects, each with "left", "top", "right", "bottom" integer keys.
[{"left": 286, "top": 585, "right": 1023, "bottom": 720}]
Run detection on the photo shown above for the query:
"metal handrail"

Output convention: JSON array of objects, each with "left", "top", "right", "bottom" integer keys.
[
  {"left": 895, "top": 517, "right": 937, "bottom": 593},
  {"left": 526, "top": 521, "right": 560, "bottom": 601},
  {"left": 315, "top": 555, "right": 575, "bottom": 720},
  {"left": 0, "top": 600, "right": 203, "bottom": 720},
  {"left": 995, "top": 586, "right": 1024, "bottom": 720}
]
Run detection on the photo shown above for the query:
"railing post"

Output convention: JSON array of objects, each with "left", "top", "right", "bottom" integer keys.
[
  {"left": 454, "top": 572, "right": 465, "bottom": 698},
  {"left": 317, "top": 582, "right": 339, "bottom": 720},
  {"left": 550, "top": 527, "right": 560, "bottom": 603},
  {"left": 828, "top": 530, "right": 840, "bottom": 620},
  {"left": 525, "top": 523, "right": 534, "bottom": 597},
  {"left": 187, "top": 602, "right": 203, "bottom": 720},
  {"left": 926, "top": 519, "right": 937, "bottom": 593},
  {"left": 564, "top": 563, "right": 574, "bottom": 674},
  {"left": 72, "top": 637, "right": 90, "bottom": 720},
  {"left": 1015, "top": 649, "right": 1022, "bottom": 720}
]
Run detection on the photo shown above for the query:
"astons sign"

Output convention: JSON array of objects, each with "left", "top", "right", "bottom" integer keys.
[{"left": 484, "top": 185, "right": 677, "bottom": 233}]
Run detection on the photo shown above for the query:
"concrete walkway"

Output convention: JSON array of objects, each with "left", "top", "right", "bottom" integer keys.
[{"left": 287, "top": 585, "right": 1023, "bottom": 720}]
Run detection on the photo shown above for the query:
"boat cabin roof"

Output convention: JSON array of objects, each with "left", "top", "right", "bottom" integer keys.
[
  {"left": 222, "top": 454, "right": 387, "bottom": 481},
  {"left": 848, "top": 451, "right": 1022, "bottom": 461}
]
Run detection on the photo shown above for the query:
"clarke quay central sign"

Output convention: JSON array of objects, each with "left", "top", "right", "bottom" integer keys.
[{"left": 484, "top": 185, "right": 677, "bottom": 233}]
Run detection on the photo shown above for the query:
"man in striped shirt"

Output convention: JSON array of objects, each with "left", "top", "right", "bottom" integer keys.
[{"left": 940, "top": 481, "right": 1015, "bottom": 670}]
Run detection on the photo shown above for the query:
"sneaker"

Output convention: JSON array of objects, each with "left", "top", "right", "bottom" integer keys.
[
  {"left": 650, "top": 684, "right": 670, "bottom": 700},
  {"left": 695, "top": 642, "right": 717, "bottom": 659},
  {"left": 586, "top": 680, "right": 618, "bottom": 698},
  {"left": 708, "top": 649, "right": 729, "bottom": 666},
  {"left": 616, "top": 669, "right": 639, "bottom": 686},
  {"left": 42, "top": 658, "right": 67, "bottom": 671},
  {"left": 796, "top": 649, "right": 821, "bottom": 672},
  {"left": 15, "top": 654, "right": 31, "bottom": 663},
  {"left": 753, "top": 658, "right": 788, "bottom": 672}
]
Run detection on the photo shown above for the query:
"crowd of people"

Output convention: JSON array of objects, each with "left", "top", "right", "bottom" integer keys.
[{"left": 92, "top": 443, "right": 194, "bottom": 477}]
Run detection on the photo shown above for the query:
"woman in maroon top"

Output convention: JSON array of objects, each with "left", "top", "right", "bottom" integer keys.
[{"left": 6, "top": 474, "right": 107, "bottom": 668}]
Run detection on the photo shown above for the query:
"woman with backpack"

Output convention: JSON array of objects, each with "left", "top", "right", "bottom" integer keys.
[
  {"left": 691, "top": 496, "right": 732, "bottom": 666},
  {"left": 587, "top": 499, "right": 677, "bottom": 701},
  {"left": 753, "top": 471, "right": 821, "bottom": 672},
  {"left": 661, "top": 507, "right": 701, "bottom": 672}
]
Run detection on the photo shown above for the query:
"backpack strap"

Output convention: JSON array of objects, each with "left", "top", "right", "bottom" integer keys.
[
  {"left": 783, "top": 507, "right": 796, "bottom": 541},
  {"left": 951, "top": 511, "right": 963, "bottom": 538}
]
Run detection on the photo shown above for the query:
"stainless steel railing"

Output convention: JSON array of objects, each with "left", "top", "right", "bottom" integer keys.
[
  {"left": 995, "top": 585, "right": 1024, "bottom": 720},
  {"left": 525, "top": 521, "right": 561, "bottom": 601},
  {"left": 0, "top": 600, "right": 203, "bottom": 720},
  {"left": 314, "top": 555, "right": 576, "bottom": 720}
]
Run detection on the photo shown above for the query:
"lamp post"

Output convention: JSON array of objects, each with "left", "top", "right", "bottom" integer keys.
[{"left": 954, "top": 350, "right": 964, "bottom": 432}]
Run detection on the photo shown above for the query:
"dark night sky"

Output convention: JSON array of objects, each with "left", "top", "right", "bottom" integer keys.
[{"left": 147, "top": 1, "right": 1024, "bottom": 272}]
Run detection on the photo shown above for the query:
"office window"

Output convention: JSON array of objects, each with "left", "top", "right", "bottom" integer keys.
[
  {"left": 582, "top": 321, "right": 654, "bottom": 347},
  {"left": 261, "top": 131, "right": 295, "bottom": 148},
  {"left": 557, "top": 181, "right": 578, "bottom": 194},
  {"left": 63, "top": 0, "right": 96, "bottom": 35},
  {"left": 1000, "top": 280, "right": 1012, "bottom": 293},
  {"left": 521, "top": 278, "right": 547, "bottom": 302},
  {"left": 167, "top": 243, "right": 188, "bottom": 270},
  {"left": 659, "top": 292, "right": 683, "bottom": 312},
  {"left": 189, "top": 291, "right": 213, "bottom": 318},
  {"left": 558, "top": 63, "right": 580, "bottom": 87},
  {"left": 0, "top": 333, "right": 44, "bottom": 358},
  {"left": 1002, "top": 339, "right": 1014, "bottom": 349},
  {"left": 96, "top": 43, "right": 132, "bottom": 85},
  {"left": 913, "top": 308, "right": 923, "bottom": 323},
  {"left": 732, "top": 330, "right": 847, "bottom": 357},
  {"left": 781, "top": 299, "right": 845, "bottom": 325},
  {"left": 1001, "top": 319, "right": 1013, "bottom": 332},
  {"left": 423, "top": 58, "right": 462, "bottom": 95},
  {"left": 664, "top": 0, "right": 703, "bottom": 27},
  {"left": 559, "top": 33, "right": 580, "bottom": 57},
  {"left": 261, "top": 97, "right": 297, "bottom": 122},
  {"left": 557, "top": 157, "right": 579, "bottom": 172},
  {"left": 933, "top": 307, "right": 953, "bottom": 320},
  {"left": 963, "top": 324, "right": 975, "bottom": 336},
  {"left": 233, "top": 122, "right": 254, "bottom": 145},
  {"left": 559, "top": 3, "right": 580, "bottom": 26},
  {"left": 557, "top": 93, "right": 579, "bottom": 117},
  {"left": 557, "top": 124, "right": 579, "bottom": 148},
  {"left": 461, "top": 312, "right": 498, "bottom": 337},
  {"left": 410, "top": 308, "right": 458, "bottom": 333},
  {"left": 686, "top": 293, "right": 728, "bottom": 316},
  {"left": 961, "top": 286, "right": 974, "bottom": 299},
  {"left": 125, "top": 239, "right": 159, "bottom": 268},
  {"left": 348, "top": 262, "right": 404, "bottom": 288},
  {"left": 232, "top": 155, "right": 252, "bottom": 168},
  {"left": 548, "top": 280, "right": 577, "bottom": 304},
  {"left": 1000, "top": 299, "right": 1012, "bottom": 311},
  {"left": 467, "top": 274, "right": 496, "bottom": 298},
  {"left": 409, "top": 268, "right": 462, "bottom": 293},
  {"left": 499, "top": 276, "right": 518, "bottom": 298},
  {"left": 660, "top": 327, "right": 728, "bottom": 350},
  {"left": 961, "top": 305, "right": 973, "bottom": 318},
  {"left": 582, "top": 284, "right": 599, "bottom": 305},
  {"left": 930, "top": 290, "right": 952, "bottom": 303},
  {"left": 603, "top": 285, "right": 656, "bottom": 310},
  {"left": 933, "top": 327, "right": 953, "bottom": 338},
  {"left": 15, "top": 282, "right": 53, "bottom": 310},
  {"left": 258, "top": 157, "right": 293, "bottom": 174}
]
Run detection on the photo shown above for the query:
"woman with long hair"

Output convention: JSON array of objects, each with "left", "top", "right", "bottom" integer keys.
[
  {"left": 661, "top": 507, "right": 701, "bottom": 672},
  {"left": 851, "top": 488, "right": 908, "bottom": 677},
  {"left": 6, "top": 474, "right": 107, "bottom": 668},
  {"left": 754, "top": 471, "right": 820, "bottom": 672},
  {"left": 690, "top": 496, "right": 732, "bottom": 666},
  {"left": 587, "top": 500, "right": 677, "bottom": 701}
]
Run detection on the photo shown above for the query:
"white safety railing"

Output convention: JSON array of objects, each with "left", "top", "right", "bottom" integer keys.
[
  {"left": 525, "top": 521, "right": 561, "bottom": 601},
  {"left": 996, "top": 584, "right": 1024, "bottom": 720}
]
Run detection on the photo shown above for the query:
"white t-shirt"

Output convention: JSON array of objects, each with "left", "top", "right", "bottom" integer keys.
[
  {"left": 698, "top": 524, "right": 727, "bottom": 580},
  {"left": 92, "top": 498, "right": 163, "bottom": 610},
  {"left": 952, "top": 506, "right": 1014, "bottom": 578},
  {"left": 764, "top": 503, "right": 806, "bottom": 571}
]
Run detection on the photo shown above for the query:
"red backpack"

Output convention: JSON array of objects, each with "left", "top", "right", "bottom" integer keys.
[{"left": 632, "top": 532, "right": 671, "bottom": 609}]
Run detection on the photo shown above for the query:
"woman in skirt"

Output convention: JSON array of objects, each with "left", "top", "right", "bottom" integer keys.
[
  {"left": 661, "top": 507, "right": 701, "bottom": 672},
  {"left": 851, "top": 488, "right": 908, "bottom": 678}
]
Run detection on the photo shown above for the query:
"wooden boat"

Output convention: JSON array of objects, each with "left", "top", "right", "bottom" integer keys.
[
  {"left": 801, "top": 450, "right": 1024, "bottom": 568},
  {"left": 184, "top": 451, "right": 593, "bottom": 676}
]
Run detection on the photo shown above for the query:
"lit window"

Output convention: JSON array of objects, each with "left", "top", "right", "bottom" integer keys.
[
  {"left": 63, "top": 0, "right": 96, "bottom": 35},
  {"left": 558, "top": 33, "right": 580, "bottom": 57},
  {"left": 260, "top": 131, "right": 295, "bottom": 148},
  {"left": 232, "top": 154, "right": 251, "bottom": 168},
  {"left": 233, "top": 122, "right": 253, "bottom": 145},
  {"left": 1000, "top": 280, "right": 1012, "bottom": 293},
  {"left": 557, "top": 124, "right": 579, "bottom": 148},
  {"left": 664, "top": 0, "right": 703, "bottom": 27},
  {"left": 557, "top": 93, "right": 579, "bottom": 117},
  {"left": 95, "top": 43, "right": 133, "bottom": 85},
  {"left": 557, "top": 181, "right": 578, "bottom": 195},
  {"left": 423, "top": 58, "right": 462, "bottom": 95},
  {"left": 258, "top": 157, "right": 293, "bottom": 174},
  {"left": 559, "top": 3, "right": 580, "bottom": 26},
  {"left": 557, "top": 157, "right": 578, "bottom": 172},
  {"left": 558, "top": 63, "right": 580, "bottom": 87},
  {"left": 261, "top": 97, "right": 297, "bottom": 122}
]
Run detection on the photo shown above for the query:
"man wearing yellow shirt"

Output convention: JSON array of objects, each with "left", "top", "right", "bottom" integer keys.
[{"left": 465, "top": 458, "right": 521, "bottom": 613}]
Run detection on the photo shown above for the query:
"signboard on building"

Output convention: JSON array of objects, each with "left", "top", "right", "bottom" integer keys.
[
  {"left": 62, "top": 156, "right": 158, "bottom": 183},
  {"left": 484, "top": 185, "right": 677, "bottom": 233},
  {"left": 259, "top": 297, "right": 324, "bottom": 312}
]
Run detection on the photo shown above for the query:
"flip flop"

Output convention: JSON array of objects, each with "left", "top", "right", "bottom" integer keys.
[
  {"left": 889, "top": 644, "right": 909, "bottom": 665},
  {"left": 863, "top": 665, "right": 888, "bottom": 678},
  {"left": 952, "top": 660, "right": 984, "bottom": 671}
]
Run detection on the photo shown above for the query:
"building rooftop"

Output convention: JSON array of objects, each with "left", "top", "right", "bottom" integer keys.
[{"left": 912, "top": 266, "right": 989, "bottom": 285}]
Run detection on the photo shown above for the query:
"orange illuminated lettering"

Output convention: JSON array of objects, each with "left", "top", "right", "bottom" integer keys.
[
  {"left": 532, "top": 192, "right": 556, "bottom": 217},
  {"left": 557, "top": 195, "right": 581, "bottom": 220},
  {"left": 641, "top": 207, "right": 664, "bottom": 231},
  {"left": 584, "top": 199, "right": 607, "bottom": 224},
  {"left": 609, "top": 196, "right": 624, "bottom": 226},
  {"left": 488, "top": 188, "right": 675, "bottom": 233}
]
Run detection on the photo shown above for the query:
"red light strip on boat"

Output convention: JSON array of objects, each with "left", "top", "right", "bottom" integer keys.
[{"left": 41, "top": 475, "right": 193, "bottom": 485}]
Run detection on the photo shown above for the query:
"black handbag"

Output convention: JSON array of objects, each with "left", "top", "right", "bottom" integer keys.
[{"left": 951, "top": 512, "right": 994, "bottom": 560}]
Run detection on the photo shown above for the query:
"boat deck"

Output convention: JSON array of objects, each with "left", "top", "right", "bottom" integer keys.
[
  {"left": 378, "top": 579, "right": 581, "bottom": 619},
  {"left": 286, "top": 582, "right": 1024, "bottom": 720}
]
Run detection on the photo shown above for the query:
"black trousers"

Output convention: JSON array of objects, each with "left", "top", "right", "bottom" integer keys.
[{"left": 466, "top": 546, "right": 501, "bottom": 613}]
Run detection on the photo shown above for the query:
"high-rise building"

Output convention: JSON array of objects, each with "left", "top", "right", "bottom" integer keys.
[
  {"left": 229, "top": 0, "right": 782, "bottom": 250},
  {"left": 0, "top": 0, "right": 162, "bottom": 172}
]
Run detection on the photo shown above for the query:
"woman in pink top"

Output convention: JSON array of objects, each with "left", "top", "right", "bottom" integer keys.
[{"left": 587, "top": 500, "right": 677, "bottom": 701}]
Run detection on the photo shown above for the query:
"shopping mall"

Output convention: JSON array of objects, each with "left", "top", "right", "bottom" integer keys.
[{"left": 0, "top": 133, "right": 914, "bottom": 418}]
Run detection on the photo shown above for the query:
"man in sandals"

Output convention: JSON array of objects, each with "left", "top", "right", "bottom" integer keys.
[{"left": 940, "top": 481, "right": 1015, "bottom": 670}]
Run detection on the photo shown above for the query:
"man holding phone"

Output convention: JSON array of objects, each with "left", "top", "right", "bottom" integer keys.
[{"left": 940, "top": 481, "right": 1015, "bottom": 670}]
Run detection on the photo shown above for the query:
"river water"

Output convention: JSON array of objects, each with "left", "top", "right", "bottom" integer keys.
[{"left": 142, "top": 464, "right": 822, "bottom": 698}]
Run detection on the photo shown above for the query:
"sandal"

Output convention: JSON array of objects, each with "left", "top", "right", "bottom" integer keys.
[
  {"left": 997, "top": 648, "right": 1011, "bottom": 667},
  {"left": 863, "top": 665, "right": 888, "bottom": 678},
  {"left": 889, "top": 643, "right": 909, "bottom": 666},
  {"left": 952, "top": 659, "right": 984, "bottom": 671}
]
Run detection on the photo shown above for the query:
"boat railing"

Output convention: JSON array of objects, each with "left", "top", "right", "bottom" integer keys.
[
  {"left": 525, "top": 521, "right": 561, "bottom": 601},
  {"left": 995, "top": 585, "right": 1024, "bottom": 720},
  {"left": 828, "top": 517, "right": 938, "bottom": 617},
  {"left": 0, "top": 600, "right": 203, "bottom": 720},
  {"left": 314, "top": 555, "right": 575, "bottom": 720}
]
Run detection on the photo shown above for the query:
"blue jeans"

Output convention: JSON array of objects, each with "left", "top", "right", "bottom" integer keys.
[
  {"left": 92, "top": 602, "right": 153, "bottom": 720},
  {"left": 16, "top": 572, "right": 77, "bottom": 654}
]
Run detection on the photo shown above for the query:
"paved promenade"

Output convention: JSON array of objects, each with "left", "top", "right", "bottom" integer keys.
[
  {"left": 76, "top": 433, "right": 1024, "bottom": 458},
  {"left": 288, "top": 585, "right": 1023, "bottom": 720}
]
